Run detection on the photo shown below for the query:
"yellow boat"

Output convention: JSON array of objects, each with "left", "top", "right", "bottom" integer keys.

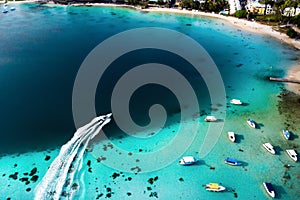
[{"left": 205, "top": 183, "right": 226, "bottom": 192}]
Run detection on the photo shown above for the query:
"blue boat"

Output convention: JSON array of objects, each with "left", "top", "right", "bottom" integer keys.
[
  {"left": 282, "top": 130, "right": 291, "bottom": 140},
  {"left": 2, "top": 9, "right": 8, "bottom": 14},
  {"left": 263, "top": 182, "right": 275, "bottom": 198},
  {"left": 224, "top": 157, "right": 240, "bottom": 166},
  {"left": 247, "top": 119, "right": 256, "bottom": 128}
]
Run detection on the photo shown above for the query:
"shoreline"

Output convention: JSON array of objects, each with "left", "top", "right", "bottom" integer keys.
[
  {"left": 4, "top": 1, "right": 300, "bottom": 94},
  {"left": 141, "top": 7, "right": 300, "bottom": 95}
]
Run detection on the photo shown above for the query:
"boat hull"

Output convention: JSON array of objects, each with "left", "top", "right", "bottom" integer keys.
[
  {"left": 247, "top": 119, "right": 256, "bottom": 128},
  {"left": 179, "top": 156, "right": 197, "bottom": 166},
  {"left": 205, "top": 116, "right": 217, "bottom": 122},
  {"left": 228, "top": 132, "right": 235, "bottom": 142},
  {"left": 263, "top": 182, "right": 275, "bottom": 198},
  {"left": 205, "top": 183, "right": 226, "bottom": 192},
  {"left": 230, "top": 99, "right": 242, "bottom": 105},
  {"left": 282, "top": 130, "right": 290, "bottom": 140},
  {"left": 263, "top": 143, "right": 276, "bottom": 154},
  {"left": 224, "top": 157, "right": 240, "bottom": 166},
  {"left": 286, "top": 149, "right": 297, "bottom": 162}
]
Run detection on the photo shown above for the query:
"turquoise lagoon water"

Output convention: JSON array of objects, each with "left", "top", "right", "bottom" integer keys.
[{"left": 0, "top": 3, "right": 299, "bottom": 200}]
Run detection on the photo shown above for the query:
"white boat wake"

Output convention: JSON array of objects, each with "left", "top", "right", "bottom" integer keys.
[{"left": 34, "top": 113, "right": 112, "bottom": 200}]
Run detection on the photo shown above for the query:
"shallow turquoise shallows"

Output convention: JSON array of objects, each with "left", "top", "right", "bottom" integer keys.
[{"left": 0, "top": 3, "right": 299, "bottom": 200}]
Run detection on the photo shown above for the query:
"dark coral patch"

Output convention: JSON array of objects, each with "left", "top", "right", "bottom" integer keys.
[
  {"left": 96, "top": 193, "right": 103, "bottom": 199},
  {"left": 112, "top": 172, "right": 120, "bottom": 179},
  {"left": 9, "top": 172, "right": 18, "bottom": 180},
  {"left": 29, "top": 167, "right": 37, "bottom": 176},
  {"left": 87, "top": 160, "right": 91, "bottom": 167},
  {"left": 45, "top": 155, "right": 51, "bottom": 161},
  {"left": 19, "top": 177, "right": 29, "bottom": 182},
  {"left": 30, "top": 175, "right": 39, "bottom": 182},
  {"left": 149, "top": 192, "right": 158, "bottom": 198}
]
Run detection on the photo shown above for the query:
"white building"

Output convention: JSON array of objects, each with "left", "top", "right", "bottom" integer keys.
[
  {"left": 283, "top": 6, "right": 300, "bottom": 17},
  {"left": 245, "top": 0, "right": 274, "bottom": 15},
  {"left": 228, "top": 0, "right": 242, "bottom": 14}
]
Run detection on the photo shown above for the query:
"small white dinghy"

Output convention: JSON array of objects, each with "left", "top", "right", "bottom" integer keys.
[
  {"left": 228, "top": 131, "right": 235, "bottom": 142},
  {"left": 205, "top": 116, "right": 217, "bottom": 122},
  {"left": 263, "top": 143, "right": 276, "bottom": 154},
  {"left": 286, "top": 149, "right": 297, "bottom": 162},
  {"left": 230, "top": 99, "right": 242, "bottom": 105},
  {"left": 179, "top": 156, "right": 198, "bottom": 166},
  {"left": 263, "top": 182, "right": 275, "bottom": 198}
]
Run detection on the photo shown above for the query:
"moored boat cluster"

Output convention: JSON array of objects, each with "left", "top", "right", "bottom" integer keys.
[{"left": 180, "top": 98, "right": 298, "bottom": 198}]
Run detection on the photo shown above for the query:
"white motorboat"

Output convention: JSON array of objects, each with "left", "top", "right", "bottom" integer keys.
[
  {"left": 263, "top": 182, "right": 275, "bottom": 198},
  {"left": 230, "top": 99, "right": 242, "bottom": 105},
  {"left": 247, "top": 119, "right": 256, "bottom": 128},
  {"left": 179, "top": 156, "right": 198, "bottom": 166},
  {"left": 263, "top": 143, "right": 276, "bottom": 154},
  {"left": 205, "top": 116, "right": 217, "bottom": 122},
  {"left": 205, "top": 183, "right": 226, "bottom": 192},
  {"left": 286, "top": 149, "right": 297, "bottom": 162},
  {"left": 228, "top": 131, "right": 235, "bottom": 142}
]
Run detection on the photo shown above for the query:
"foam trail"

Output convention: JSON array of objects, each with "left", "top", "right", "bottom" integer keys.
[{"left": 34, "top": 113, "right": 112, "bottom": 200}]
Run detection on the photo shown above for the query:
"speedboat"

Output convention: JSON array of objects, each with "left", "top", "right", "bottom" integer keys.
[
  {"left": 10, "top": 7, "right": 16, "bottom": 11},
  {"left": 205, "top": 116, "right": 217, "bottom": 122},
  {"left": 263, "top": 143, "right": 276, "bottom": 154},
  {"left": 286, "top": 149, "right": 297, "bottom": 162},
  {"left": 2, "top": 9, "right": 8, "bottom": 13},
  {"left": 205, "top": 183, "right": 226, "bottom": 192},
  {"left": 179, "top": 156, "right": 197, "bottom": 166},
  {"left": 282, "top": 130, "right": 291, "bottom": 140},
  {"left": 228, "top": 131, "right": 235, "bottom": 142},
  {"left": 230, "top": 99, "right": 242, "bottom": 105},
  {"left": 224, "top": 157, "right": 240, "bottom": 166},
  {"left": 247, "top": 119, "right": 256, "bottom": 128},
  {"left": 263, "top": 182, "right": 275, "bottom": 198}
]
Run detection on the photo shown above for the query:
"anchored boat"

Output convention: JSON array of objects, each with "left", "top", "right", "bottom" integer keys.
[
  {"left": 282, "top": 130, "right": 291, "bottom": 140},
  {"left": 286, "top": 149, "right": 297, "bottom": 162},
  {"left": 230, "top": 99, "right": 242, "bottom": 105},
  {"left": 224, "top": 157, "right": 240, "bottom": 166},
  {"left": 205, "top": 116, "right": 217, "bottom": 122},
  {"left": 247, "top": 119, "right": 256, "bottom": 128},
  {"left": 263, "top": 182, "right": 275, "bottom": 198},
  {"left": 179, "top": 156, "right": 198, "bottom": 166},
  {"left": 205, "top": 183, "right": 226, "bottom": 192},
  {"left": 263, "top": 143, "right": 276, "bottom": 155},
  {"left": 228, "top": 131, "right": 235, "bottom": 142}
]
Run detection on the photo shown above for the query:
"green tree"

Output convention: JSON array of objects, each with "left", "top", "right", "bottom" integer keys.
[
  {"left": 180, "top": 0, "right": 194, "bottom": 8},
  {"left": 294, "top": 14, "right": 300, "bottom": 27},
  {"left": 233, "top": 10, "right": 248, "bottom": 18},
  {"left": 286, "top": 27, "right": 298, "bottom": 38}
]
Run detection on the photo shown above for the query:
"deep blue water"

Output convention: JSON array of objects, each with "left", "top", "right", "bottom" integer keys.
[{"left": 0, "top": 4, "right": 294, "bottom": 154}]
